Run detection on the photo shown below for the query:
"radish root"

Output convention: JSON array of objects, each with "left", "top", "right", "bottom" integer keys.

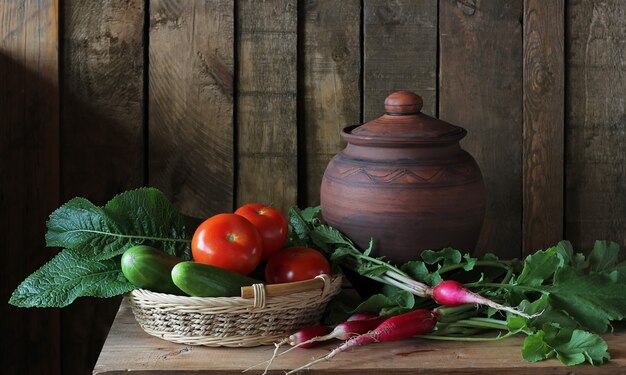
[{"left": 242, "top": 339, "right": 286, "bottom": 373}]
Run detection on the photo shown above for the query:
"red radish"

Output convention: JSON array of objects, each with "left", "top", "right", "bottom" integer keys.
[
  {"left": 346, "top": 311, "right": 379, "bottom": 321},
  {"left": 281, "top": 315, "right": 385, "bottom": 355},
  {"left": 247, "top": 314, "right": 385, "bottom": 373},
  {"left": 243, "top": 325, "right": 333, "bottom": 374},
  {"left": 287, "top": 325, "right": 333, "bottom": 349},
  {"left": 287, "top": 309, "right": 438, "bottom": 374},
  {"left": 431, "top": 280, "right": 534, "bottom": 318}
]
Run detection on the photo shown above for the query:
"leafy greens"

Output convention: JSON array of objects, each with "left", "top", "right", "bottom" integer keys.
[
  {"left": 288, "top": 206, "right": 626, "bottom": 366},
  {"left": 10, "top": 188, "right": 193, "bottom": 308}
]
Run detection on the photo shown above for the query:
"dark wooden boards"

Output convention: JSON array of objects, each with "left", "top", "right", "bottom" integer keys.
[
  {"left": 0, "top": 1, "right": 60, "bottom": 374},
  {"left": 522, "top": 0, "right": 565, "bottom": 255},
  {"left": 61, "top": 1, "right": 145, "bottom": 374},
  {"left": 236, "top": 0, "right": 298, "bottom": 213},
  {"left": 363, "top": 0, "right": 437, "bottom": 120},
  {"left": 149, "top": 0, "right": 234, "bottom": 218},
  {"left": 300, "top": 0, "right": 361, "bottom": 206},
  {"left": 439, "top": 0, "right": 524, "bottom": 259},
  {"left": 565, "top": 0, "right": 626, "bottom": 252}
]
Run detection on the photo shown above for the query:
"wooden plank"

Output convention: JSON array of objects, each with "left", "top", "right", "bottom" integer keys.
[
  {"left": 439, "top": 0, "right": 524, "bottom": 259},
  {"left": 0, "top": 1, "right": 60, "bottom": 373},
  {"left": 236, "top": 0, "right": 298, "bottom": 212},
  {"left": 149, "top": 0, "right": 234, "bottom": 217},
  {"left": 565, "top": 0, "right": 626, "bottom": 252},
  {"left": 301, "top": 0, "right": 361, "bottom": 206},
  {"left": 522, "top": 0, "right": 564, "bottom": 255},
  {"left": 363, "top": 0, "right": 437, "bottom": 120},
  {"left": 61, "top": 1, "right": 144, "bottom": 374},
  {"left": 94, "top": 300, "right": 626, "bottom": 374}
]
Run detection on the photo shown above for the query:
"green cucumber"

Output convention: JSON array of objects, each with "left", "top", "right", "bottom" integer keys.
[
  {"left": 121, "top": 245, "right": 185, "bottom": 295},
  {"left": 171, "top": 261, "right": 260, "bottom": 297}
]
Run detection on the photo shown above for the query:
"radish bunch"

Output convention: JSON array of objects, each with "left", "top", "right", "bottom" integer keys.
[{"left": 286, "top": 309, "right": 439, "bottom": 374}]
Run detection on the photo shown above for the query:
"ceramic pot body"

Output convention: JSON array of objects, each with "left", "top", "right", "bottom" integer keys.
[{"left": 320, "top": 91, "right": 486, "bottom": 265}]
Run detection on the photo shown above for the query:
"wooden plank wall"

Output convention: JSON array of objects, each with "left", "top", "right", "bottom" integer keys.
[
  {"left": 1, "top": 1, "right": 624, "bottom": 374},
  {"left": 1, "top": 1, "right": 60, "bottom": 374}
]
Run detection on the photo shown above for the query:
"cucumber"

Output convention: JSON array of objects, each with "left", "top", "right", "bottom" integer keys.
[
  {"left": 171, "top": 261, "right": 260, "bottom": 297},
  {"left": 121, "top": 245, "right": 185, "bottom": 295}
]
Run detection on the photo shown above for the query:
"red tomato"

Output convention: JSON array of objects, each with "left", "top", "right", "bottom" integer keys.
[
  {"left": 191, "top": 213, "right": 262, "bottom": 275},
  {"left": 234, "top": 203, "right": 288, "bottom": 261},
  {"left": 264, "top": 247, "right": 331, "bottom": 284}
]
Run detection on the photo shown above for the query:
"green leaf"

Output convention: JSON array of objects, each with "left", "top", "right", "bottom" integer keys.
[
  {"left": 518, "top": 295, "right": 579, "bottom": 331},
  {"left": 522, "top": 325, "right": 610, "bottom": 366},
  {"left": 357, "top": 262, "right": 391, "bottom": 278},
  {"left": 329, "top": 247, "right": 354, "bottom": 264},
  {"left": 554, "top": 241, "right": 585, "bottom": 269},
  {"left": 352, "top": 294, "right": 396, "bottom": 314},
  {"left": 46, "top": 188, "right": 191, "bottom": 260},
  {"left": 363, "top": 238, "right": 374, "bottom": 257},
  {"left": 421, "top": 247, "right": 462, "bottom": 267},
  {"left": 589, "top": 240, "right": 621, "bottom": 273},
  {"left": 401, "top": 261, "right": 442, "bottom": 286},
  {"left": 300, "top": 206, "right": 321, "bottom": 222},
  {"left": 547, "top": 267, "right": 626, "bottom": 333},
  {"left": 311, "top": 224, "right": 353, "bottom": 247},
  {"left": 287, "top": 206, "right": 311, "bottom": 243},
  {"left": 516, "top": 247, "right": 563, "bottom": 287},
  {"left": 522, "top": 330, "right": 553, "bottom": 362},
  {"left": 9, "top": 249, "right": 135, "bottom": 308},
  {"left": 544, "top": 325, "right": 610, "bottom": 366},
  {"left": 462, "top": 253, "right": 478, "bottom": 271},
  {"left": 381, "top": 284, "right": 415, "bottom": 309}
]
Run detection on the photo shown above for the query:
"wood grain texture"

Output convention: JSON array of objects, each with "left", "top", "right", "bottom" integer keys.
[
  {"left": 300, "top": 0, "right": 361, "bottom": 206},
  {"left": 236, "top": 0, "right": 298, "bottom": 212},
  {"left": 149, "top": 0, "right": 234, "bottom": 217},
  {"left": 363, "top": 0, "right": 437, "bottom": 120},
  {"left": 565, "top": 0, "right": 626, "bottom": 251},
  {"left": 439, "top": 0, "right": 524, "bottom": 259},
  {"left": 61, "top": 1, "right": 144, "bottom": 373},
  {"left": 94, "top": 300, "right": 626, "bottom": 374},
  {"left": 522, "top": 0, "right": 564, "bottom": 255},
  {"left": 0, "top": 1, "right": 60, "bottom": 374}
]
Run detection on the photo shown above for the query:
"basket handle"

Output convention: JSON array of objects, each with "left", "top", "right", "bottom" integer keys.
[{"left": 240, "top": 274, "right": 331, "bottom": 299}]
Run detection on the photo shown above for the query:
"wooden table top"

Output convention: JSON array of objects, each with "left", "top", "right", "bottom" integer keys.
[{"left": 94, "top": 300, "right": 626, "bottom": 374}]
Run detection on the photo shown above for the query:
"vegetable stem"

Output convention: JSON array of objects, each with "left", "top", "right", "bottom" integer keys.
[{"left": 416, "top": 331, "right": 515, "bottom": 342}]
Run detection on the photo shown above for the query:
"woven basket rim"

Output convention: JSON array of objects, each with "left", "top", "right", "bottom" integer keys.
[{"left": 127, "top": 273, "right": 343, "bottom": 309}]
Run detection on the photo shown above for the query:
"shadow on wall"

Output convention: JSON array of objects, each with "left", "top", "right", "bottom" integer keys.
[{"left": 0, "top": 51, "right": 142, "bottom": 375}]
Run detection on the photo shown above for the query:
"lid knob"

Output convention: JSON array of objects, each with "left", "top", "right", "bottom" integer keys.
[{"left": 384, "top": 91, "right": 423, "bottom": 115}]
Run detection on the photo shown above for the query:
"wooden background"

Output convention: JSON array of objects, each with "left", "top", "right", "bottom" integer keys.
[{"left": 1, "top": 0, "right": 624, "bottom": 374}]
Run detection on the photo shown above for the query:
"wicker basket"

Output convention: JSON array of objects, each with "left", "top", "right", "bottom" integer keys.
[{"left": 126, "top": 274, "right": 342, "bottom": 347}]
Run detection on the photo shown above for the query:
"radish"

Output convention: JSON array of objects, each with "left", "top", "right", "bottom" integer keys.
[
  {"left": 430, "top": 280, "right": 535, "bottom": 319},
  {"left": 280, "top": 315, "right": 385, "bottom": 355},
  {"left": 243, "top": 325, "right": 332, "bottom": 374},
  {"left": 286, "top": 312, "right": 380, "bottom": 350},
  {"left": 286, "top": 325, "right": 333, "bottom": 349},
  {"left": 247, "top": 312, "right": 384, "bottom": 373},
  {"left": 346, "top": 311, "right": 379, "bottom": 321},
  {"left": 286, "top": 309, "right": 438, "bottom": 374}
]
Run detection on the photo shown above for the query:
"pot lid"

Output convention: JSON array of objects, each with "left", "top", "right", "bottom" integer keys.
[{"left": 347, "top": 91, "right": 466, "bottom": 143}]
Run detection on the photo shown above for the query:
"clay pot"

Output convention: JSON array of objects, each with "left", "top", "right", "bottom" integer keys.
[{"left": 320, "top": 91, "right": 486, "bottom": 265}]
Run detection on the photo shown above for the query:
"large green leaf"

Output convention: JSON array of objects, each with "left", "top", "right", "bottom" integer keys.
[
  {"left": 9, "top": 249, "right": 135, "bottom": 308},
  {"left": 546, "top": 267, "right": 626, "bottom": 333},
  {"left": 46, "top": 187, "right": 191, "bottom": 260}
]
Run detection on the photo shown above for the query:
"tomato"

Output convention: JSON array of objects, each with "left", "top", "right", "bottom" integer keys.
[
  {"left": 191, "top": 213, "right": 262, "bottom": 275},
  {"left": 234, "top": 203, "right": 288, "bottom": 261},
  {"left": 264, "top": 247, "right": 331, "bottom": 284}
]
